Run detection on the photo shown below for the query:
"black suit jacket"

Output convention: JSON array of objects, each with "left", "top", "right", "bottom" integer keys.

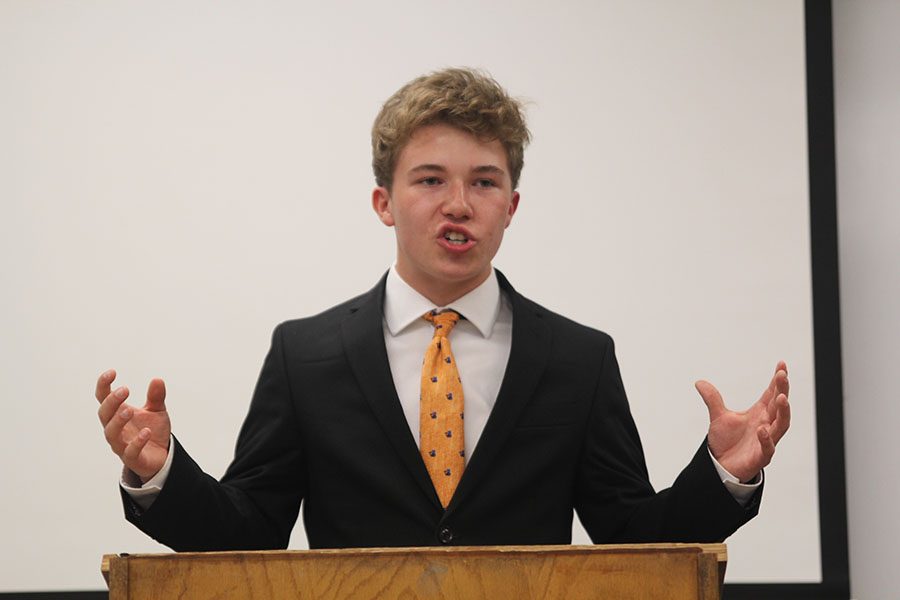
[{"left": 123, "top": 271, "right": 760, "bottom": 551}]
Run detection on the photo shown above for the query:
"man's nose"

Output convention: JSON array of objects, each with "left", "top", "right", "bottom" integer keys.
[{"left": 442, "top": 181, "right": 473, "bottom": 219}]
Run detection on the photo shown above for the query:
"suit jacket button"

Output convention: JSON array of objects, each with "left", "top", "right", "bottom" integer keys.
[{"left": 439, "top": 528, "right": 454, "bottom": 544}]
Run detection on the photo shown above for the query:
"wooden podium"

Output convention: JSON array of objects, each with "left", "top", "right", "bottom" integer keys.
[{"left": 102, "top": 543, "right": 726, "bottom": 599}]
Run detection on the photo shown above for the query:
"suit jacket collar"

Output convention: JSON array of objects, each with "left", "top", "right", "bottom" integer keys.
[
  {"left": 447, "top": 270, "right": 551, "bottom": 512},
  {"left": 340, "top": 273, "right": 441, "bottom": 508},
  {"left": 340, "top": 270, "right": 552, "bottom": 513}
]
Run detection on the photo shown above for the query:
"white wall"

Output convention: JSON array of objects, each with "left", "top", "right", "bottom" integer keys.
[
  {"left": 0, "top": 0, "right": 820, "bottom": 592},
  {"left": 833, "top": 2, "right": 900, "bottom": 599}
]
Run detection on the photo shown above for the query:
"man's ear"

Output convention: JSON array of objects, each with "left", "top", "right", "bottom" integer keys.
[
  {"left": 505, "top": 191, "right": 520, "bottom": 228},
  {"left": 372, "top": 186, "right": 395, "bottom": 226}
]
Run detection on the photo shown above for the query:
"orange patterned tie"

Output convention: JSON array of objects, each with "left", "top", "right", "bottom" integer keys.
[{"left": 420, "top": 310, "right": 465, "bottom": 508}]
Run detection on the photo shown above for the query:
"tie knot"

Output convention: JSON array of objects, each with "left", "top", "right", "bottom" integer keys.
[{"left": 424, "top": 310, "right": 460, "bottom": 337}]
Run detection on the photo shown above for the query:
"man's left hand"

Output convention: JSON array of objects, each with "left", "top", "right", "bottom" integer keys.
[{"left": 696, "top": 361, "right": 791, "bottom": 483}]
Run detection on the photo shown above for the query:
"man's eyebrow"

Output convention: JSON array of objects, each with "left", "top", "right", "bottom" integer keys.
[
  {"left": 408, "top": 164, "right": 448, "bottom": 174},
  {"left": 407, "top": 164, "right": 507, "bottom": 175},
  {"left": 472, "top": 165, "right": 506, "bottom": 175}
]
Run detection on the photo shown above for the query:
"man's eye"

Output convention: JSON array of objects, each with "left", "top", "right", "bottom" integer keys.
[
  {"left": 475, "top": 179, "right": 496, "bottom": 188},
  {"left": 421, "top": 177, "right": 442, "bottom": 186}
]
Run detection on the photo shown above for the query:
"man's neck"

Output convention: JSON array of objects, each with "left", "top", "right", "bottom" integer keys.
[{"left": 394, "top": 268, "right": 492, "bottom": 307}]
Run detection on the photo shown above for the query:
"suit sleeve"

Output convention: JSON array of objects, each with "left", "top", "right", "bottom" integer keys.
[
  {"left": 574, "top": 338, "right": 761, "bottom": 543},
  {"left": 121, "top": 323, "right": 305, "bottom": 551}
]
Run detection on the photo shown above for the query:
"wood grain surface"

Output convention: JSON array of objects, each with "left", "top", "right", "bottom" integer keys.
[{"left": 102, "top": 543, "right": 726, "bottom": 599}]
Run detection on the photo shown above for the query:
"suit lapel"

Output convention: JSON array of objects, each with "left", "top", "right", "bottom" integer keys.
[
  {"left": 340, "top": 275, "right": 442, "bottom": 509},
  {"left": 448, "top": 270, "right": 552, "bottom": 511}
]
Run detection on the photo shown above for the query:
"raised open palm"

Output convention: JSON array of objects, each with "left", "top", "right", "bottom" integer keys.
[
  {"left": 96, "top": 370, "right": 171, "bottom": 483},
  {"left": 696, "top": 361, "right": 791, "bottom": 482}
]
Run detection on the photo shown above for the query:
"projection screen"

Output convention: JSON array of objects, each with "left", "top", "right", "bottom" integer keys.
[{"left": 0, "top": 0, "right": 828, "bottom": 593}]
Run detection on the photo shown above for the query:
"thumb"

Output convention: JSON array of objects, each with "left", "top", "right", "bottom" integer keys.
[
  {"left": 145, "top": 378, "right": 167, "bottom": 412},
  {"left": 695, "top": 380, "right": 726, "bottom": 421}
]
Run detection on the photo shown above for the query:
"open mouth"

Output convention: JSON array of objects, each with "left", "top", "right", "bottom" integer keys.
[{"left": 444, "top": 231, "right": 469, "bottom": 245}]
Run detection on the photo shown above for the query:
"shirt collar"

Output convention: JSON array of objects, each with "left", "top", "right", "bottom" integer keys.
[{"left": 384, "top": 266, "right": 502, "bottom": 338}]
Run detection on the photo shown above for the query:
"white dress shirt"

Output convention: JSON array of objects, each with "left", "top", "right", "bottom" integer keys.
[
  {"left": 383, "top": 266, "right": 511, "bottom": 460},
  {"left": 124, "top": 266, "right": 760, "bottom": 509}
]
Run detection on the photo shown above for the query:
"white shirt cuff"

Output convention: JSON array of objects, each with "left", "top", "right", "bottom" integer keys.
[
  {"left": 120, "top": 434, "right": 175, "bottom": 512},
  {"left": 708, "top": 447, "right": 762, "bottom": 507}
]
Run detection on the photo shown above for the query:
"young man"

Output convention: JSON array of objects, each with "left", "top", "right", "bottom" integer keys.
[{"left": 96, "top": 68, "right": 790, "bottom": 550}]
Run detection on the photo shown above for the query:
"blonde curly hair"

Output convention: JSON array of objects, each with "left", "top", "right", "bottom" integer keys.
[{"left": 372, "top": 68, "right": 531, "bottom": 190}]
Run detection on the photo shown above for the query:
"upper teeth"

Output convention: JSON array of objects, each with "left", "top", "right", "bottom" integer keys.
[{"left": 446, "top": 232, "right": 467, "bottom": 242}]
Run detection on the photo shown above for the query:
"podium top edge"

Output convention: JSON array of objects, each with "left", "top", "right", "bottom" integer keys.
[{"left": 105, "top": 543, "right": 727, "bottom": 563}]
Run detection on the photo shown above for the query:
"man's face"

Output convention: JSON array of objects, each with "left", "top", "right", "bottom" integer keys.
[{"left": 372, "top": 123, "right": 519, "bottom": 305}]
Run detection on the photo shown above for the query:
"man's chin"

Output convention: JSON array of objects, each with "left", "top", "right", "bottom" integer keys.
[
  {"left": 402, "top": 264, "right": 493, "bottom": 305},
  {"left": 435, "top": 267, "right": 492, "bottom": 295}
]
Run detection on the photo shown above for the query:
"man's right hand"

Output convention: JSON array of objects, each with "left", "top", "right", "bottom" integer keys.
[{"left": 96, "top": 369, "right": 171, "bottom": 484}]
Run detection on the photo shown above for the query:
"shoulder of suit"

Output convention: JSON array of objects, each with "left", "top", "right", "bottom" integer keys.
[
  {"left": 271, "top": 275, "right": 384, "bottom": 336},
  {"left": 507, "top": 286, "right": 615, "bottom": 351}
]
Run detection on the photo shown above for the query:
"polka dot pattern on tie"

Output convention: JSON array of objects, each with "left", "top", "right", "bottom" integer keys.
[{"left": 420, "top": 310, "right": 465, "bottom": 508}]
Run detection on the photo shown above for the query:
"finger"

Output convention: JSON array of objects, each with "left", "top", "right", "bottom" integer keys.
[
  {"left": 145, "top": 378, "right": 167, "bottom": 412},
  {"left": 695, "top": 380, "right": 726, "bottom": 421},
  {"left": 769, "top": 393, "right": 792, "bottom": 444},
  {"left": 777, "top": 368, "right": 790, "bottom": 399},
  {"left": 766, "top": 384, "right": 787, "bottom": 423},
  {"left": 122, "top": 427, "right": 152, "bottom": 467},
  {"left": 95, "top": 369, "right": 117, "bottom": 403},
  {"left": 758, "top": 425, "right": 776, "bottom": 461},
  {"left": 760, "top": 367, "right": 788, "bottom": 411},
  {"left": 767, "top": 375, "right": 789, "bottom": 421},
  {"left": 777, "top": 360, "right": 788, "bottom": 377},
  {"left": 97, "top": 386, "right": 129, "bottom": 426},
  {"left": 762, "top": 368, "right": 781, "bottom": 404},
  {"left": 772, "top": 361, "right": 789, "bottom": 395},
  {"left": 767, "top": 387, "right": 780, "bottom": 421},
  {"left": 103, "top": 403, "right": 134, "bottom": 455}
]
